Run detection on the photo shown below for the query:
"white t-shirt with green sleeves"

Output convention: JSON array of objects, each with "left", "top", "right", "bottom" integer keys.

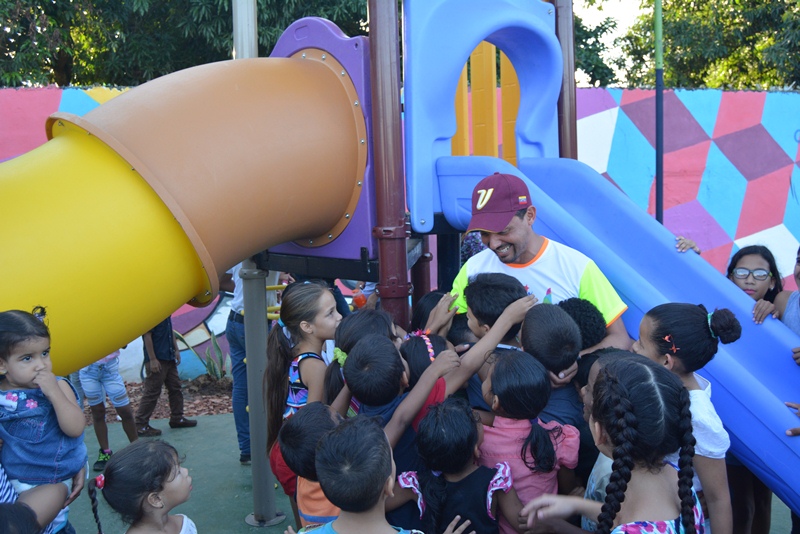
[{"left": 451, "top": 238, "right": 627, "bottom": 326}]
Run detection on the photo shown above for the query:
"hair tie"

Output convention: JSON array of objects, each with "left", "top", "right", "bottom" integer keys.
[
  {"left": 32, "top": 306, "right": 46, "bottom": 323},
  {"left": 707, "top": 313, "right": 717, "bottom": 339},
  {"left": 419, "top": 334, "right": 435, "bottom": 362},
  {"left": 431, "top": 470, "right": 442, "bottom": 477},
  {"left": 405, "top": 329, "right": 430, "bottom": 341},
  {"left": 95, "top": 474, "right": 105, "bottom": 489},
  {"left": 277, "top": 318, "right": 285, "bottom": 327},
  {"left": 530, "top": 417, "right": 539, "bottom": 427},
  {"left": 282, "top": 326, "right": 295, "bottom": 348},
  {"left": 333, "top": 347, "right": 348, "bottom": 367}
]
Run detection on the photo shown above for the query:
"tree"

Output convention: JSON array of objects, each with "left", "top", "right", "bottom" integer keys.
[
  {"left": 1, "top": 0, "right": 367, "bottom": 87},
  {"left": 575, "top": 14, "right": 617, "bottom": 86},
  {"left": 615, "top": 0, "right": 800, "bottom": 89}
]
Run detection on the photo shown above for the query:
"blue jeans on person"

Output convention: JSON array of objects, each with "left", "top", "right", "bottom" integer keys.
[{"left": 226, "top": 317, "right": 250, "bottom": 457}]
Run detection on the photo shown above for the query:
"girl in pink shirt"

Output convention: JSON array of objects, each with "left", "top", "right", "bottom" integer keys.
[{"left": 480, "top": 349, "right": 580, "bottom": 534}]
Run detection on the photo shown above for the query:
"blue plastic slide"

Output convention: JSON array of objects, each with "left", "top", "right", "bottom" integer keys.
[{"left": 437, "top": 154, "right": 800, "bottom": 514}]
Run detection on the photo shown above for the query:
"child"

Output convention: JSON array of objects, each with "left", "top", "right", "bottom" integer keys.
[
  {"left": 399, "top": 333, "right": 449, "bottom": 389},
  {"left": 88, "top": 439, "right": 195, "bottom": 534},
  {"left": 521, "top": 356, "right": 703, "bottom": 534},
  {"left": 0, "top": 308, "right": 87, "bottom": 532},
  {"left": 462, "top": 273, "right": 528, "bottom": 412},
  {"left": 323, "top": 309, "right": 400, "bottom": 414},
  {"left": 633, "top": 303, "right": 740, "bottom": 534},
  {"left": 294, "top": 416, "right": 423, "bottom": 534},
  {"left": 520, "top": 303, "right": 595, "bottom": 487},
  {"left": 79, "top": 348, "right": 138, "bottom": 472},
  {"left": 135, "top": 316, "right": 197, "bottom": 436},
  {"left": 557, "top": 298, "right": 608, "bottom": 352},
  {"left": 267, "top": 281, "right": 342, "bottom": 516},
  {"left": 396, "top": 397, "right": 525, "bottom": 534},
  {"left": 479, "top": 349, "right": 579, "bottom": 534},
  {"left": 408, "top": 291, "right": 446, "bottom": 333},
  {"left": 345, "top": 295, "right": 535, "bottom": 529},
  {"left": 726, "top": 245, "right": 783, "bottom": 324}
]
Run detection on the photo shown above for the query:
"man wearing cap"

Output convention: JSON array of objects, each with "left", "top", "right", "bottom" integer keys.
[{"left": 451, "top": 172, "right": 631, "bottom": 354}]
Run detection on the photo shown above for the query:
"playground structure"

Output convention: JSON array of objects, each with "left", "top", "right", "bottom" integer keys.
[{"left": 1, "top": 0, "right": 800, "bottom": 524}]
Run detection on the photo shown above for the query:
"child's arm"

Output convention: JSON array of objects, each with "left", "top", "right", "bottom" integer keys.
[
  {"left": 424, "top": 292, "right": 459, "bottom": 337},
  {"left": 694, "top": 454, "right": 733, "bottom": 534},
  {"left": 496, "top": 486, "right": 526, "bottom": 533},
  {"left": 385, "top": 485, "right": 416, "bottom": 512},
  {"left": 16, "top": 482, "right": 68, "bottom": 528},
  {"left": 556, "top": 467, "right": 578, "bottom": 495},
  {"left": 443, "top": 295, "right": 536, "bottom": 396},
  {"left": 521, "top": 494, "right": 601, "bottom": 529},
  {"left": 384, "top": 351, "right": 460, "bottom": 447},
  {"left": 331, "top": 382, "right": 352, "bottom": 417},
  {"left": 299, "top": 357, "right": 327, "bottom": 404},
  {"left": 33, "top": 371, "right": 85, "bottom": 437}
]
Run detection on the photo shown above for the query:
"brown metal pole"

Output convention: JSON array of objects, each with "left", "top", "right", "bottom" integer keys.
[
  {"left": 368, "top": 0, "right": 411, "bottom": 328},
  {"left": 553, "top": 0, "right": 578, "bottom": 159}
]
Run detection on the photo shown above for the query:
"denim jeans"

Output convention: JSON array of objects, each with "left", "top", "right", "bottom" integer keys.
[{"left": 226, "top": 317, "right": 250, "bottom": 456}]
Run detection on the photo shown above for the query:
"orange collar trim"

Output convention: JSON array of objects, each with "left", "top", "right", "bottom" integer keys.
[{"left": 508, "top": 238, "right": 549, "bottom": 269}]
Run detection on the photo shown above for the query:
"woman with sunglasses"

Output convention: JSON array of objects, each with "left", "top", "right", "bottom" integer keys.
[{"left": 726, "top": 245, "right": 784, "bottom": 324}]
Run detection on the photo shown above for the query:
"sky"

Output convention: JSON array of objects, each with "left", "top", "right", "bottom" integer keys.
[{"left": 573, "top": 0, "right": 645, "bottom": 85}]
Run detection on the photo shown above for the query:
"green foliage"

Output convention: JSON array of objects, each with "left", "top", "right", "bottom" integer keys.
[
  {"left": 2, "top": 0, "right": 367, "bottom": 87},
  {"left": 575, "top": 14, "right": 617, "bottom": 86},
  {"left": 173, "top": 330, "right": 229, "bottom": 380},
  {"left": 616, "top": 0, "right": 800, "bottom": 89}
]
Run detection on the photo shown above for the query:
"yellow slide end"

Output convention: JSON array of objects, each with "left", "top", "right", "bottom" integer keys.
[{"left": 0, "top": 122, "right": 211, "bottom": 375}]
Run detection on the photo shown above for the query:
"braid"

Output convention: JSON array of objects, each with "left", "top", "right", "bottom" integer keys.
[
  {"left": 419, "top": 470, "right": 448, "bottom": 534},
  {"left": 87, "top": 479, "right": 104, "bottom": 534},
  {"left": 596, "top": 372, "right": 638, "bottom": 534},
  {"left": 676, "top": 386, "right": 697, "bottom": 534}
]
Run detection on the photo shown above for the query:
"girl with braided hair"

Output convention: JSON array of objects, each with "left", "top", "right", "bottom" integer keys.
[
  {"left": 633, "top": 303, "right": 740, "bottom": 534},
  {"left": 521, "top": 356, "right": 703, "bottom": 534}
]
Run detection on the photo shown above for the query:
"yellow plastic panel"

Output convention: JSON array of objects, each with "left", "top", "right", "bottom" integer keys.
[
  {"left": 470, "top": 41, "right": 498, "bottom": 157},
  {"left": 500, "top": 52, "right": 520, "bottom": 166},
  {"left": 452, "top": 66, "right": 470, "bottom": 156}
]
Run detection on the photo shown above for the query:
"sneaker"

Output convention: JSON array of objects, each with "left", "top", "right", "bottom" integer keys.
[
  {"left": 168, "top": 417, "right": 197, "bottom": 428},
  {"left": 137, "top": 424, "right": 162, "bottom": 437},
  {"left": 93, "top": 449, "right": 112, "bottom": 472},
  {"left": 240, "top": 454, "right": 251, "bottom": 465}
]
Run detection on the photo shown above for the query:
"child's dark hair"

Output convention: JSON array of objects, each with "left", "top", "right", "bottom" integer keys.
[
  {"left": 488, "top": 349, "right": 559, "bottom": 472},
  {"left": 574, "top": 347, "right": 621, "bottom": 389},
  {"left": 557, "top": 298, "right": 607, "bottom": 351},
  {"left": 464, "top": 273, "right": 527, "bottom": 342},
  {"left": 521, "top": 304, "right": 582, "bottom": 374},
  {"left": 315, "top": 415, "right": 392, "bottom": 512},
  {"left": 726, "top": 245, "right": 783, "bottom": 302},
  {"left": 279, "top": 401, "right": 340, "bottom": 481},
  {"left": 400, "top": 333, "right": 448, "bottom": 388},
  {"left": 592, "top": 356, "right": 696, "bottom": 534},
  {"left": 447, "top": 314, "right": 477, "bottom": 346},
  {"left": 414, "top": 397, "right": 481, "bottom": 534},
  {"left": 409, "top": 291, "right": 446, "bottom": 332},
  {"left": 645, "top": 303, "right": 741, "bottom": 373},
  {"left": 343, "top": 334, "right": 405, "bottom": 406},
  {"left": 265, "top": 280, "right": 331, "bottom": 451},
  {"left": 0, "top": 502, "right": 40, "bottom": 534},
  {"left": 324, "top": 309, "right": 397, "bottom": 405},
  {"left": 0, "top": 307, "right": 50, "bottom": 361},
  {"left": 88, "top": 440, "right": 182, "bottom": 530}
]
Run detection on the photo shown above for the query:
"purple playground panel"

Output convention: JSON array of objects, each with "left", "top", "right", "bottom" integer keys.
[{"left": 269, "top": 18, "right": 376, "bottom": 261}]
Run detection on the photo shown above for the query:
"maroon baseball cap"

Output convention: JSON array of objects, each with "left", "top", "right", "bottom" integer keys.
[{"left": 466, "top": 172, "right": 532, "bottom": 233}]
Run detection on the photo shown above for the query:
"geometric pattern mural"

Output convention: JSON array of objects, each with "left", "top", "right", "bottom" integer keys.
[
  {"left": 577, "top": 88, "right": 800, "bottom": 289},
  {"left": 3, "top": 86, "right": 800, "bottom": 289}
]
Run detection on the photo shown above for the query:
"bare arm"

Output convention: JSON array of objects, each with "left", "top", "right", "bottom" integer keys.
[
  {"left": 384, "top": 351, "right": 460, "bottom": 447},
  {"left": 298, "top": 358, "right": 327, "bottom": 404},
  {"left": 143, "top": 331, "right": 161, "bottom": 373},
  {"left": 331, "top": 383, "right": 352, "bottom": 417},
  {"left": 694, "top": 454, "right": 733, "bottom": 534},
  {"left": 521, "top": 494, "right": 601, "bottom": 528},
  {"left": 17, "top": 483, "right": 68, "bottom": 528},
  {"left": 497, "top": 486, "right": 526, "bottom": 533},
  {"left": 580, "top": 317, "right": 632, "bottom": 356},
  {"left": 444, "top": 295, "right": 537, "bottom": 396}
]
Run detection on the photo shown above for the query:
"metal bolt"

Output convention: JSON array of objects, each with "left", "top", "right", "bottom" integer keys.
[
  {"left": 345, "top": 213, "right": 350, "bottom": 219},
  {"left": 420, "top": 219, "right": 426, "bottom": 225},
  {"left": 302, "top": 53, "right": 306, "bottom": 58},
  {"left": 309, "top": 239, "right": 313, "bottom": 244},
  {"left": 360, "top": 139, "right": 365, "bottom": 144},
  {"left": 548, "top": 8, "right": 553, "bottom": 14},
  {"left": 354, "top": 100, "right": 360, "bottom": 107},
  {"left": 328, "top": 234, "right": 333, "bottom": 239},
  {"left": 357, "top": 181, "right": 362, "bottom": 186},
  {"left": 321, "top": 54, "right": 326, "bottom": 60},
  {"left": 341, "top": 70, "right": 346, "bottom": 76},
  {"left": 205, "top": 290, "right": 211, "bottom": 296}
]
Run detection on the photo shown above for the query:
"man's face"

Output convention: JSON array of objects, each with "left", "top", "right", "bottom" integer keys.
[{"left": 479, "top": 208, "right": 535, "bottom": 264}]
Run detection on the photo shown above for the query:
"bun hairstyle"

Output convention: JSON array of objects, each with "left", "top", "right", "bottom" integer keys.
[
  {"left": 592, "top": 357, "right": 696, "bottom": 534},
  {"left": 645, "top": 303, "right": 741, "bottom": 373}
]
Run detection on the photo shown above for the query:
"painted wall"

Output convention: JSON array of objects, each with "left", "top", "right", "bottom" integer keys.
[{"left": 3, "top": 86, "right": 799, "bottom": 288}]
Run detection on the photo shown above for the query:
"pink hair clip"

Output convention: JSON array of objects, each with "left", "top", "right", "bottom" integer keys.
[{"left": 95, "top": 474, "right": 105, "bottom": 489}]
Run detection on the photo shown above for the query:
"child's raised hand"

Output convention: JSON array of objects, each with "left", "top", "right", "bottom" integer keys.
[
  {"left": 430, "top": 350, "right": 461, "bottom": 377},
  {"left": 442, "top": 515, "right": 475, "bottom": 534},
  {"left": 502, "top": 294, "right": 538, "bottom": 324},
  {"left": 792, "top": 347, "right": 800, "bottom": 365},
  {"left": 425, "top": 292, "right": 459, "bottom": 335},
  {"left": 675, "top": 236, "right": 701, "bottom": 254},
  {"left": 786, "top": 402, "right": 800, "bottom": 437},
  {"left": 752, "top": 299, "right": 778, "bottom": 324},
  {"left": 33, "top": 369, "right": 59, "bottom": 397}
]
